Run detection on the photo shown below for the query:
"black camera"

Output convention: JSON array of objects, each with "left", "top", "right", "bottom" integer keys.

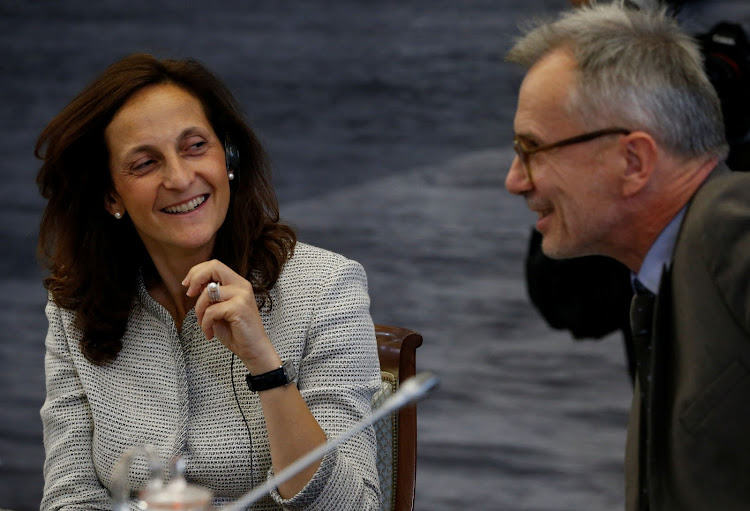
[{"left": 697, "top": 21, "right": 750, "bottom": 168}]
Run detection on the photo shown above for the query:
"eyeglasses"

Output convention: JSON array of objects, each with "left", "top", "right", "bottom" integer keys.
[{"left": 513, "top": 127, "right": 631, "bottom": 182}]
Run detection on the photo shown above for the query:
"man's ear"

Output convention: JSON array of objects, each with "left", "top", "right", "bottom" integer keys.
[
  {"left": 620, "top": 131, "right": 658, "bottom": 197},
  {"left": 104, "top": 192, "right": 122, "bottom": 217}
]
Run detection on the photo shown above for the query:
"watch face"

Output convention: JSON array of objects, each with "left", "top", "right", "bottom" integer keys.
[{"left": 282, "top": 360, "right": 298, "bottom": 384}]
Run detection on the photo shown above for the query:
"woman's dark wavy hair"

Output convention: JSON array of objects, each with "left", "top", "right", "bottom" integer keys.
[{"left": 35, "top": 53, "right": 296, "bottom": 365}]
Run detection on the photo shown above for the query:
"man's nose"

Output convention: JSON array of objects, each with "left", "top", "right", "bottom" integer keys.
[{"left": 505, "top": 156, "right": 533, "bottom": 195}]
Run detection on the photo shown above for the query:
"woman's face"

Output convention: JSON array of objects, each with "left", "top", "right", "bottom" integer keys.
[{"left": 104, "top": 83, "right": 231, "bottom": 261}]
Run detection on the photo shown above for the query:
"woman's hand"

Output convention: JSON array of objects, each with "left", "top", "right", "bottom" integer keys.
[
  {"left": 182, "top": 259, "right": 280, "bottom": 372},
  {"left": 183, "top": 259, "right": 327, "bottom": 498}
]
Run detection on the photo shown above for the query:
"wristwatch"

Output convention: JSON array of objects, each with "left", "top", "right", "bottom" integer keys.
[{"left": 245, "top": 360, "right": 298, "bottom": 392}]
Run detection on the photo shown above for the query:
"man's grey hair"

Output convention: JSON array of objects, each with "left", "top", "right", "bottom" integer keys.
[{"left": 507, "top": 0, "right": 729, "bottom": 161}]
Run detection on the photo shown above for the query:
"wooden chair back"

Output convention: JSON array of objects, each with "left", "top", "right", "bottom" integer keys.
[{"left": 373, "top": 324, "right": 423, "bottom": 511}]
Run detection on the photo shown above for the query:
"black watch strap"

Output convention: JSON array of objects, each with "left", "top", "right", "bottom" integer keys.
[{"left": 245, "top": 360, "right": 296, "bottom": 392}]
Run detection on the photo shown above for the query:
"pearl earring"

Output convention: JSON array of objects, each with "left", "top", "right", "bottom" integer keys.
[
  {"left": 114, "top": 211, "right": 122, "bottom": 219},
  {"left": 228, "top": 171, "right": 235, "bottom": 181}
]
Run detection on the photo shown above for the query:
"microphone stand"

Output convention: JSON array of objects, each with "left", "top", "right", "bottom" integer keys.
[{"left": 220, "top": 372, "right": 439, "bottom": 511}]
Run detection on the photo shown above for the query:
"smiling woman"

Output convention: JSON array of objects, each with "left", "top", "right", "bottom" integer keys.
[
  {"left": 103, "top": 84, "right": 232, "bottom": 276},
  {"left": 34, "top": 54, "right": 381, "bottom": 511}
]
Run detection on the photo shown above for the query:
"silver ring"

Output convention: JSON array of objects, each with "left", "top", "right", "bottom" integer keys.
[{"left": 207, "top": 282, "right": 222, "bottom": 304}]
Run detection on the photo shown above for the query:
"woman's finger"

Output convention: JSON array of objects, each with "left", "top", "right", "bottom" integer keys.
[
  {"left": 199, "top": 298, "right": 233, "bottom": 341},
  {"left": 182, "top": 259, "right": 237, "bottom": 297},
  {"left": 195, "top": 279, "right": 236, "bottom": 324},
  {"left": 196, "top": 281, "right": 256, "bottom": 327}
]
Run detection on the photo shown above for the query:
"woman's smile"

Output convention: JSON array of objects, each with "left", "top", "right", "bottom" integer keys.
[{"left": 162, "top": 194, "right": 209, "bottom": 214}]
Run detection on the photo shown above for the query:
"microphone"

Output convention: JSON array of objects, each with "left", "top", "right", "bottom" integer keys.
[{"left": 220, "top": 372, "right": 440, "bottom": 511}]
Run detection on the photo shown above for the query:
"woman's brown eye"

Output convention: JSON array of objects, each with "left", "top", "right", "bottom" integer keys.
[{"left": 133, "top": 159, "right": 156, "bottom": 171}]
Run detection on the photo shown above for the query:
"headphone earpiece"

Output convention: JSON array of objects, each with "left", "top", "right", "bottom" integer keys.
[{"left": 225, "top": 141, "right": 241, "bottom": 176}]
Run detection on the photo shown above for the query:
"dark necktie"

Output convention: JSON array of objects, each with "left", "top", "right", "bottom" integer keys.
[
  {"left": 630, "top": 279, "right": 656, "bottom": 391},
  {"left": 630, "top": 279, "right": 656, "bottom": 510}
]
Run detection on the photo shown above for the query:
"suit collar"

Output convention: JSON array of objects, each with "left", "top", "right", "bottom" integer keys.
[
  {"left": 635, "top": 161, "right": 728, "bottom": 294},
  {"left": 635, "top": 208, "right": 684, "bottom": 294}
]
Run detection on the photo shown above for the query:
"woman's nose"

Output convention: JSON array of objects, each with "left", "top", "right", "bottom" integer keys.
[{"left": 162, "top": 156, "right": 194, "bottom": 189}]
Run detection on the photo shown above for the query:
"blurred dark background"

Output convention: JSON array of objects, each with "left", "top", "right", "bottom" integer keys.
[{"left": 1, "top": 1, "right": 747, "bottom": 510}]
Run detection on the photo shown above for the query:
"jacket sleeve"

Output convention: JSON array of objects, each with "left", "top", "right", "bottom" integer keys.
[
  {"left": 40, "top": 299, "right": 140, "bottom": 511},
  {"left": 270, "top": 258, "right": 382, "bottom": 511}
]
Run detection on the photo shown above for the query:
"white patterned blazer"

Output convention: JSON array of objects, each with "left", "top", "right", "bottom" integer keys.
[{"left": 40, "top": 242, "right": 382, "bottom": 511}]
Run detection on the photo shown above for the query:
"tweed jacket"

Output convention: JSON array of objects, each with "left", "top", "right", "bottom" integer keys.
[
  {"left": 625, "top": 166, "right": 750, "bottom": 511},
  {"left": 40, "top": 242, "right": 382, "bottom": 511}
]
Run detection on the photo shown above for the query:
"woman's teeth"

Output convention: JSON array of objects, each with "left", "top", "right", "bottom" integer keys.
[{"left": 164, "top": 195, "right": 206, "bottom": 214}]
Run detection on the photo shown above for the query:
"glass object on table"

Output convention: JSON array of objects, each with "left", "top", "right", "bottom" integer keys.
[{"left": 113, "top": 445, "right": 214, "bottom": 511}]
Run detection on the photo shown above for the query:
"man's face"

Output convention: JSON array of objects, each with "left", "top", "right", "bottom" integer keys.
[{"left": 505, "top": 50, "right": 625, "bottom": 259}]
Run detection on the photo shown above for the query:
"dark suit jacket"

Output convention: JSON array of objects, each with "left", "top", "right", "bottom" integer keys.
[{"left": 626, "top": 165, "right": 750, "bottom": 510}]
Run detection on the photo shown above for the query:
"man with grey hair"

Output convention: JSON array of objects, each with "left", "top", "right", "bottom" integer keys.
[{"left": 505, "top": 2, "right": 750, "bottom": 510}]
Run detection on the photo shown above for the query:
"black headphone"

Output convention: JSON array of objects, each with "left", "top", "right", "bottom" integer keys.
[{"left": 224, "top": 140, "right": 241, "bottom": 176}]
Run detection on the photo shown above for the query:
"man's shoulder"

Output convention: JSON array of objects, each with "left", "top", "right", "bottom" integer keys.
[
  {"left": 690, "top": 166, "right": 750, "bottom": 219},
  {"left": 695, "top": 164, "right": 750, "bottom": 202},
  {"left": 678, "top": 164, "right": 750, "bottom": 257}
]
